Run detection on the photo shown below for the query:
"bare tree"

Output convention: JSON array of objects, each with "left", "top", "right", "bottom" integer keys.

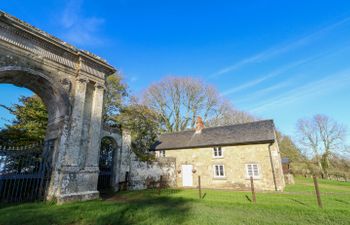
[
  {"left": 296, "top": 114, "right": 347, "bottom": 177},
  {"left": 345, "top": 146, "right": 350, "bottom": 159},
  {"left": 142, "top": 76, "right": 253, "bottom": 132},
  {"left": 207, "top": 100, "right": 256, "bottom": 127}
]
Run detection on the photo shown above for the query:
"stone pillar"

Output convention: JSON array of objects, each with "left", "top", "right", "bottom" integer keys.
[
  {"left": 110, "top": 133, "right": 122, "bottom": 191},
  {"left": 56, "top": 77, "right": 100, "bottom": 203},
  {"left": 85, "top": 83, "right": 105, "bottom": 169},
  {"left": 118, "top": 130, "right": 132, "bottom": 185},
  {"left": 64, "top": 76, "right": 88, "bottom": 167}
]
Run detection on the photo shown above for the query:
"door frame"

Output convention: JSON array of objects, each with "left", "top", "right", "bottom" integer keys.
[{"left": 181, "top": 164, "right": 193, "bottom": 187}]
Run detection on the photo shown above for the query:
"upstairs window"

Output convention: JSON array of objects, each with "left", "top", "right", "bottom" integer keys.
[
  {"left": 213, "top": 165, "right": 225, "bottom": 178},
  {"left": 213, "top": 147, "right": 223, "bottom": 158},
  {"left": 159, "top": 150, "right": 166, "bottom": 157},
  {"left": 246, "top": 164, "right": 260, "bottom": 179}
]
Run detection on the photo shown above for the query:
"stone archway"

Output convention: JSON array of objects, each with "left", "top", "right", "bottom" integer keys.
[
  {"left": 0, "top": 12, "right": 115, "bottom": 202},
  {"left": 98, "top": 136, "right": 118, "bottom": 192},
  {"left": 0, "top": 66, "right": 70, "bottom": 139},
  {"left": 100, "top": 127, "right": 124, "bottom": 191}
]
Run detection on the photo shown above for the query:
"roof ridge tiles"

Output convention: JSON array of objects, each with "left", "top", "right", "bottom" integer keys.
[{"left": 152, "top": 119, "right": 276, "bottom": 151}]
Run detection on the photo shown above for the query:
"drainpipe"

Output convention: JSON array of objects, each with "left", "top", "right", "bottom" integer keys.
[{"left": 268, "top": 143, "right": 278, "bottom": 191}]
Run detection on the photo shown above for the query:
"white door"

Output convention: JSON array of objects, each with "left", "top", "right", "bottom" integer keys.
[{"left": 182, "top": 165, "right": 193, "bottom": 187}]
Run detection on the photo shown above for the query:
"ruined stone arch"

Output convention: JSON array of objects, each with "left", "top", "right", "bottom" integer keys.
[
  {"left": 100, "top": 129, "right": 124, "bottom": 191},
  {"left": 0, "top": 66, "right": 71, "bottom": 139},
  {"left": 98, "top": 136, "right": 118, "bottom": 190},
  {"left": 0, "top": 11, "right": 115, "bottom": 202}
]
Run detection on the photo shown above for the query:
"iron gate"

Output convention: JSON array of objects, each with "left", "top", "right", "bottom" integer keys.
[
  {"left": 0, "top": 140, "right": 54, "bottom": 202},
  {"left": 97, "top": 138, "right": 114, "bottom": 191}
]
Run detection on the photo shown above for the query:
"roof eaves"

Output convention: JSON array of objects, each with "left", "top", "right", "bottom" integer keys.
[{"left": 151, "top": 139, "right": 275, "bottom": 151}]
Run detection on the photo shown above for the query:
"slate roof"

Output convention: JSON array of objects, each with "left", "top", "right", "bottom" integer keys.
[{"left": 151, "top": 120, "right": 276, "bottom": 151}]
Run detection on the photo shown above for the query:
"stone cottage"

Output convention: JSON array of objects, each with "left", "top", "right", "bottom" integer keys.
[{"left": 151, "top": 118, "right": 285, "bottom": 191}]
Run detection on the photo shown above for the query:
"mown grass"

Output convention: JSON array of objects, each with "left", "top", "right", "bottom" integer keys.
[{"left": 0, "top": 177, "right": 349, "bottom": 225}]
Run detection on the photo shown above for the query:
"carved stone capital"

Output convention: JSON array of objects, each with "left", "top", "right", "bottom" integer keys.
[
  {"left": 94, "top": 83, "right": 106, "bottom": 90},
  {"left": 60, "top": 78, "right": 72, "bottom": 93},
  {"left": 76, "top": 76, "right": 89, "bottom": 84}
]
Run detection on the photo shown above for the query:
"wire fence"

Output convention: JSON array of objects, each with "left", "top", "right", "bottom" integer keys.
[{"left": 126, "top": 175, "right": 350, "bottom": 209}]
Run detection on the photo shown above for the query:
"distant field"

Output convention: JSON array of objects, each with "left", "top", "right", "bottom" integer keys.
[{"left": 0, "top": 176, "right": 349, "bottom": 225}]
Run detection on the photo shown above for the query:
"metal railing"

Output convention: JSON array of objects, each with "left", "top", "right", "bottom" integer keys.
[{"left": 0, "top": 141, "right": 54, "bottom": 203}]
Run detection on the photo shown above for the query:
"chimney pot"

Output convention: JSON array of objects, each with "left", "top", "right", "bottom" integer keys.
[{"left": 195, "top": 116, "right": 205, "bottom": 134}]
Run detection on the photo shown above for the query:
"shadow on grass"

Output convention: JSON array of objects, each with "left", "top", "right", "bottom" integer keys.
[
  {"left": 0, "top": 202, "right": 23, "bottom": 210},
  {"left": 289, "top": 198, "right": 308, "bottom": 206},
  {"left": 334, "top": 198, "right": 350, "bottom": 205},
  {"left": 152, "top": 188, "right": 186, "bottom": 196},
  {"left": 245, "top": 195, "right": 252, "bottom": 202},
  {"left": 0, "top": 194, "right": 193, "bottom": 225},
  {"left": 202, "top": 193, "right": 207, "bottom": 199},
  {"left": 97, "top": 196, "right": 192, "bottom": 225}
]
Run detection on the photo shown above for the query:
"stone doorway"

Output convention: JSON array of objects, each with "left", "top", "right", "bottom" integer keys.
[{"left": 97, "top": 137, "right": 117, "bottom": 192}]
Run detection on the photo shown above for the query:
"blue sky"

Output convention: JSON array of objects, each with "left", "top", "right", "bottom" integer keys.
[{"left": 1, "top": 0, "right": 350, "bottom": 143}]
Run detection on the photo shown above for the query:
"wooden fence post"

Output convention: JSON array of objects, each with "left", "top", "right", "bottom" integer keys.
[
  {"left": 250, "top": 176, "right": 256, "bottom": 203},
  {"left": 313, "top": 175, "right": 323, "bottom": 208},
  {"left": 198, "top": 176, "right": 202, "bottom": 199},
  {"left": 158, "top": 175, "right": 163, "bottom": 195}
]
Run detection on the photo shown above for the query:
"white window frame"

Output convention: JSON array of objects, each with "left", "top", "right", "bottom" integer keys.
[
  {"left": 213, "top": 146, "right": 223, "bottom": 158},
  {"left": 213, "top": 165, "right": 225, "bottom": 178},
  {"left": 245, "top": 163, "right": 260, "bottom": 179},
  {"left": 160, "top": 150, "right": 166, "bottom": 157}
]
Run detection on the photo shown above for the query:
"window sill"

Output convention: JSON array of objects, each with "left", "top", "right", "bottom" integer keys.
[
  {"left": 245, "top": 177, "right": 261, "bottom": 180},
  {"left": 213, "top": 177, "right": 227, "bottom": 180}
]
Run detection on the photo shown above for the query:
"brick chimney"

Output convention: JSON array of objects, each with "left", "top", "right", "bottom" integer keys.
[{"left": 195, "top": 116, "right": 205, "bottom": 134}]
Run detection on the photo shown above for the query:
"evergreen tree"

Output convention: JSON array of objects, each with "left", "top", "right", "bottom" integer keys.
[{"left": 0, "top": 95, "right": 47, "bottom": 146}]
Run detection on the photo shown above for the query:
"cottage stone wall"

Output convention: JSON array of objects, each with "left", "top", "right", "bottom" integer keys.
[
  {"left": 102, "top": 130, "right": 176, "bottom": 191},
  {"left": 128, "top": 156, "right": 176, "bottom": 190},
  {"left": 163, "top": 142, "right": 285, "bottom": 191},
  {"left": 100, "top": 129, "right": 284, "bottom": 192},
  {"left": 99, "top": 130, "right": 283, "bottom": 192},
  {"left": 270, "top": 140, "right": 286, "bottom": 191}
]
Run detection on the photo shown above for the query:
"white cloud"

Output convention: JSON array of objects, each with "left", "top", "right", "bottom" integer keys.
[
  {"left": 249, "top": 69, "right": 350, "bottom": 113},
  {"left": 210, "top": 17, "right": 350, "bottom": 78},
  {"left": 220, "top": 57, "right": 314, "bottom": 96},
  {"left": 233, "top": 79, "right": 294, "bottom": 105},
  {"left": 220, "top": 44, "right": 350, "bottom": 97},
  {"left": 59, "top": 0, "right": 105, "bottom": 46}
]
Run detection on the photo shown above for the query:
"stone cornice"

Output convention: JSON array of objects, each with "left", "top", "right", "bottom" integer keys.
[{"left": 0, "top": 11, "right": 116, "bottom": 79}]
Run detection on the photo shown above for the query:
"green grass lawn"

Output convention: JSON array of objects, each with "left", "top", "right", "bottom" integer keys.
[{"left": 0, "top": 177, "right": 349, "bottom": 225}]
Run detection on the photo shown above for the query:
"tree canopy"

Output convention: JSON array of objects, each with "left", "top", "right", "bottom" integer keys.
[
  {"left": 276, "top": 131, "right": 305, "bottom": 162},
  {"left": 142, "top": 76, "right": 254, "bottom": 132},
  {"left": 296, "top": 114, "right": 348, "bottom": 177},
  {"left": 116, "top": 100, "right": 161, "bottom": 161},
  {"left": 0, "top": 95, "right": 48, "bottom": 146},
  {"left": 103, "top": 73, "right": 128, "bottom": 126}
]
